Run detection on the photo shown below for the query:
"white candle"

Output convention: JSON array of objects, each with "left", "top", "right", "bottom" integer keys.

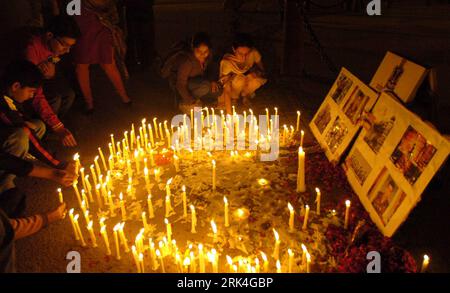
[
  {"left": 173, "top": 154, "right": 180, "bottom": 172},
  {"left": 306, "top": 252, "right": 311, "bottom": 273},
  {"left": 301, "top": 243, "right": 307, "bottom": 267},
  {"left": 119, "top": 193, "right": 126, "bottom": 221},
  {"left": 344, "top": 200, "right": 351, "bottom": 229},
  {"left": 100, "top": 226, "right": 111, "bottom": 256},
  {"left": 165, "top": 218, "right": 172, "bottom": 243},
  {"left": 211, "top": 220, "right": 218, "bottom": 243},
  {"left": 156, "top": 249, "right": 165, "bottom": 273},
  {"left": 118, "top": 222, "right": 130, "bottom": 252},
  {"left": 288, "top": 203, "right": 294, "bottom": 232},
  {"left": 297, "top": 147, "right": 306, "bottom": 192},
  {"left": 190, "top": 205, "right": 197, "bottom": 233},
  {"left": 87, "top": 220, "right": 97, "bottom": 247},
  {"left": 134, "top": 150, "right": 140, "bottom": 174},
  {"left": 261, "top": 252, "right": 269, "bottom": 273},
  {"left": 147, "top": 194, "right": 155, "bottom": 219},
  {"left": 94, "top": 156, "right": 102, "bottom": 180},
  {"left": 57, "top": 188, "right": 63, "bottom": 203},
  {"left": 113, "top": 224, "right": 121, "bottom": 260},
  {"left": 73, "top": 153, "right": 80, "bottom": 175},
  {"left": 421, "top": 255, "right": 430, "bottom": 273},
  {"left": 144, "top": 167, "right": 151, "bottom": 193},
  {"left": 154, "top": 168, "right": 161, "bottom": 182},
  {"left": 296, "top": 111, "right": 301, "bottom": 132},
  {"left": 288, "top": 249, "right": 294, "bottom": 273},
  {"left": 72, "top": 183, "right": 82, "bottom": 207},
  {"left": 69, "top": 209, "right": 79, "bottom": 241},
  {"left": 302, "top": 205, "right": 310, "bottom": 230},
  {"left": 142, "top": 211, "right": 149, "bottom": 231},
  {"left": 73, "top": 214, "right": 86, "bottom": 247},
  {"left": 212, "top": 160, "right": 216, "bottom": 192},
  {"left": 315, "top": 187, "right": 321, "bottom": 215},
  {"left": 276, "top": 260, "right": 281, "bottom": 273},
  {"left": 153, "top": 118, "right": 159, "bottom": 139},
  {"left": 224, "top": 196, "right": 229, "bottom": 227},
  {"left": 80, "top": 167, "right": 87, "bottom": 191},
  {"left": 272, "top": 229, "right": 280, "bottom": 260},
  {"left": 300, "top": 130, "right": 305, "bottom": 148},
  {"left": 198, "top": 244, "right": 205, "bottom": 273},
  {"left": 182, "top": 185, "right": 187, "bottom": 218}
]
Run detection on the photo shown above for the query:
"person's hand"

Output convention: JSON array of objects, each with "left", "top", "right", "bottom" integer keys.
[
  {"left": 56, "top": 128, "right": 77, "bottom": 147},
  {"left": 65, "top": 162, "right": 78, "bottom": 177},
  {"left": 51, "top": 168, "right": 78, "bottom": 187},
  {"left": 47, "top": 203, "right": 67, "bottom": 224},
  {"left": 38, "top": 61, "right": 56, "bottom": 79},
  {"left": 211, "top": 81, "right": 220, "bottom": 94}
]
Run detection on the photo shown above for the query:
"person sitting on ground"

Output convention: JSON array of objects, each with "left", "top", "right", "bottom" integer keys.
[
  {"left": 0, "top": 152, "right": 74, "bottom": 272},
  {"left": 218, "top": 33, "right": 267, "bottom": 114},
  {"left": 161, "top": 32, "right": 221, "bottom": 114},
  {"left": 23, "top": 15, "right": 80, "bottom": 147},
  {"left": 0, "top": 60, "right": 73, "bottom": 214}
]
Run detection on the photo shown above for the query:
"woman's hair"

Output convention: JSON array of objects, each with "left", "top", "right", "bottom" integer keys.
[
  {"left": 191, "top": 32, "right": 212, "bottom": 49},
  {"left": 1, "top": 60, "right": 43, "bottom": 90},
  {"left": 232, "top": 33, "right": 254, "bottom": 50},
  {"left": 46, "top": 15, "right": 81, "bottom": 39}
]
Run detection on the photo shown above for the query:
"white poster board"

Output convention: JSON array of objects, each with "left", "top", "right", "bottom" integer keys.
[
  {"left": 309, "top": 68, "right": 379, "bottom": 164},
  {"left": 343, "top": 92, "right": 450, "bottom": 237},
  {"left": 370, "top": 51, "right": 428, "bottom": 103}
]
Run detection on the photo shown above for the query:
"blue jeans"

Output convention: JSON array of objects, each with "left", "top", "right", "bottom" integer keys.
[{"left": 0, "top": 120, "right": 46, "bottom": 194}]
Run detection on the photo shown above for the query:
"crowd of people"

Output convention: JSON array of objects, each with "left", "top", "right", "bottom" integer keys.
[{"left": 0, "top": 0, "right": 267, "bottom": 273}]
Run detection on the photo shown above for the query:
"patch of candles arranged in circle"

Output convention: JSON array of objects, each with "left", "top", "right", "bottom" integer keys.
[{"left": 60, "top": 107, "right": 353, "bottom": 273}]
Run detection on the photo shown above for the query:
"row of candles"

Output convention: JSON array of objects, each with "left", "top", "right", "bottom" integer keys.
[{"left": 60, "top": 107, "right": 430, "bottom": 273}]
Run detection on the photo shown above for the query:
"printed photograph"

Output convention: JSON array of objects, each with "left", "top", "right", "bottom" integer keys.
[
  {"left": 324, "top": 117, "right": 348, "bottom": 154},
  {"left": 363, "top": 112, "right": 396, "bottom": 154},
  {"left": 330, "top": 73, "right": 353, "bottom": 104},
  {"left": 346, "top": 148, "right": 372, "bottom": 185},
  {"left": 314, "top": 104, "right": 332, "bottom": 134},
  {"left": 342, "top": 87, "right": 370, "bottom": 125},
  {"left": 390, "top": 126, "right": 437, "bottom": 185}
]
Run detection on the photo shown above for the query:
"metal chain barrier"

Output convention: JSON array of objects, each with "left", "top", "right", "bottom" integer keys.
[{"left": 299, "top": 1, "right": 339, "bottom": 73}]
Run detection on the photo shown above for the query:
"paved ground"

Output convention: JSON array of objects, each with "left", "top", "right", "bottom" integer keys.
[{"left": 14, "top": 2, "right": 450, "bottom": 272}]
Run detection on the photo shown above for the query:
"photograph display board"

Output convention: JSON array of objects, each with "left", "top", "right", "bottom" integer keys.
[
  {"left": 370, "top": 51, "right": 428, "bottom": 103},
  {"left": 309, "top": 68, "right": 379, "bottom": 163},
  {"left": 343, "top": 92, "right": 450, "bottom": 237}
]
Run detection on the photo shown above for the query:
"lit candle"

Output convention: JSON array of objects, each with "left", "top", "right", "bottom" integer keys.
[
  {"left": 84, "top": 175, "right": 94, "bottom": 203},
  {"left": 306, "top": 252, "right": 311, "bottom": 273},
  {"left": 154, "top": 168, "right": 161, "bottom": 182},
  {"left": 94, "top": 156, "right": 102, "bottom": 180},
  {"left": 421, "top": 255, "right": 430, "bottom": 273},
  {"left": 148, "top": 124, "right": 155, "bottom": 147},
  {"left": 57, "top": 188, "right": 63, "bottom": 203},
  {"left": 153, "top": 118, "right": 159, "bottom": 139},
  {"left": 302, "top": 205, "right": 310, "bottom": 230},
  {"left": 158, "top": 123, "right": 164, "bottom": 141},
  {"left": 149, "top": 149, "right": 155, "bottom": 167},
  {"left": 113, "top": 224, "right": 121, "bottom": 260},
  {"left": 108, "top": 155, "right": 114, "bottom": 171},
  {"left": 212, "top": 160, "right": 216, "bottom": 192},
  {"left": 261, "top": 252, "right": 269, "bottom": 273},
  {"left": 211, "top": 220, "right": 218, "bottom": 243},
  {"left": 118, "top": 222, "right": 130, "bottom": 252},
  {"left": 83, "top": 209, "right": 90, "bottom": 225},
  {"left": 272, "top": 229, "right": 280, "bottom": 260},
  {"left": 182, "top": 185, "right": 187, "bottom": 218},
  {"left": 98, "top": 226, "right": 111, "bottom": 256},
  {"left": 288, "top": 203, "right": 294, "bottom": 233},
  {"left": 73, "top": 214, "right": 86, "bottom": 247},
  {"left": 134, "top": 150, "right": 140, "bottom": 174},
  {"left": 344, "top": 200, "right": 351, "bottom": 229},
  {"left": 165, "top": 180, "right": 174, "bottom": 218},
  {"left": 297, "top": 147, "right": 306, "bottom": 192},
  {"left": 301, "top": 243, "right": 307, "bottom": 267},
  {"left": 165, "top": 218, "right": 172, "bottom": 243},
  {"left": 300, "top": 130, "right": 305, "bottom": 148},
  {"left": 255, "top": 258, "right": 260, "bottom": 273},
  {"left": 87, "top": 220, "right": 97, "bottom": 247},
  {"left": 224, "top": 196, "right": 230, "bottom": 227},
  {"left": 80, "top": 167, "right": 87, "bottom": 191},
  {"left": 226, "top": 255, "right": 233, "bottom": 273},
  {"left": 139, "top": 253, "right": 145, "bottom": 273},
  {"left": 119, "top": 193, "right": 126, "bottom": 221},
  {"left": 147, "top": 194, "right": 155, "bottom": 218},
  {"left": 198, "top": 244, "right": 205, "bottom": 273},
  {"left": 276, "top": 260, "right": 281, "bottom": 273},
  {"left": 288, "top": 249, "right": 294, "bottom": 273},
  {"left": 156, "top": 249, "right": 165, "bottom": 273},
  {"left": 110, "top": 134, "right": 117, "bottom": 155},
  {"left": 68, "top": 209, "right": 79, "bottom": 241},
  {"left": 89, "top": 165, "right": 97, "bottom": 187},
  {"left": 315, "top": 187, "right": 321, "bottom": 215},
  {"left": 296, "top": 111, "right": 301, "bottom": 132},
  {"left": 190, "top": 205, "right": 197, "bottom": 233},
  {"left": 149, "top": 239, "right": 158, "bottom": 270},
  {"left": 173, "top": 154, "right": 180, "bottom": 172},
  {"left": 142, "top": 211, "right": 148, "bottom": 231}
]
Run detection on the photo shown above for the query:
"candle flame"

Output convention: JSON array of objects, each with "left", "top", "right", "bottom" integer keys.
[
  {"left": 423, "top": 255, "right": 430, "bottom": 263},
  {"left": 288, "top": 203, "right": 294, "bottom": 212},
  {"left": 156, "top": 249, "right": 161, "bottom": 257},
  {"left": 166, "top": 178, "right": 173, "bottom": 185},
  {"left": 260, "top": 251, "right": 267, "bottom": 261},
  {"left": 210, "top": 220, "right": 217, "bottom": 234},
  {"left": 288, "top": 249, "right": 293, "bottom": 256},
  {"left": 224, "top": 196, "right": 228, "bottom": 204},
  {"left": 101, "top": 226, "right": 106, "bottom": 233},
  {"left": 315, "top": 187, "right": 320, "bottom": 194},
  {"left": 144, "top": 167, "right": 148, "bottom": 175},
  {"left": 273, "top": 229, "right": 279, "bottom": 241},
  {"left": 345, "top": 200, "right": 351, "bottom": 207},
  {"left": 258, "top": 178, "right": 269, "bottom": 186},
  {"left": 276, "top": 260, "right": 281, "bottom": 270}
]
